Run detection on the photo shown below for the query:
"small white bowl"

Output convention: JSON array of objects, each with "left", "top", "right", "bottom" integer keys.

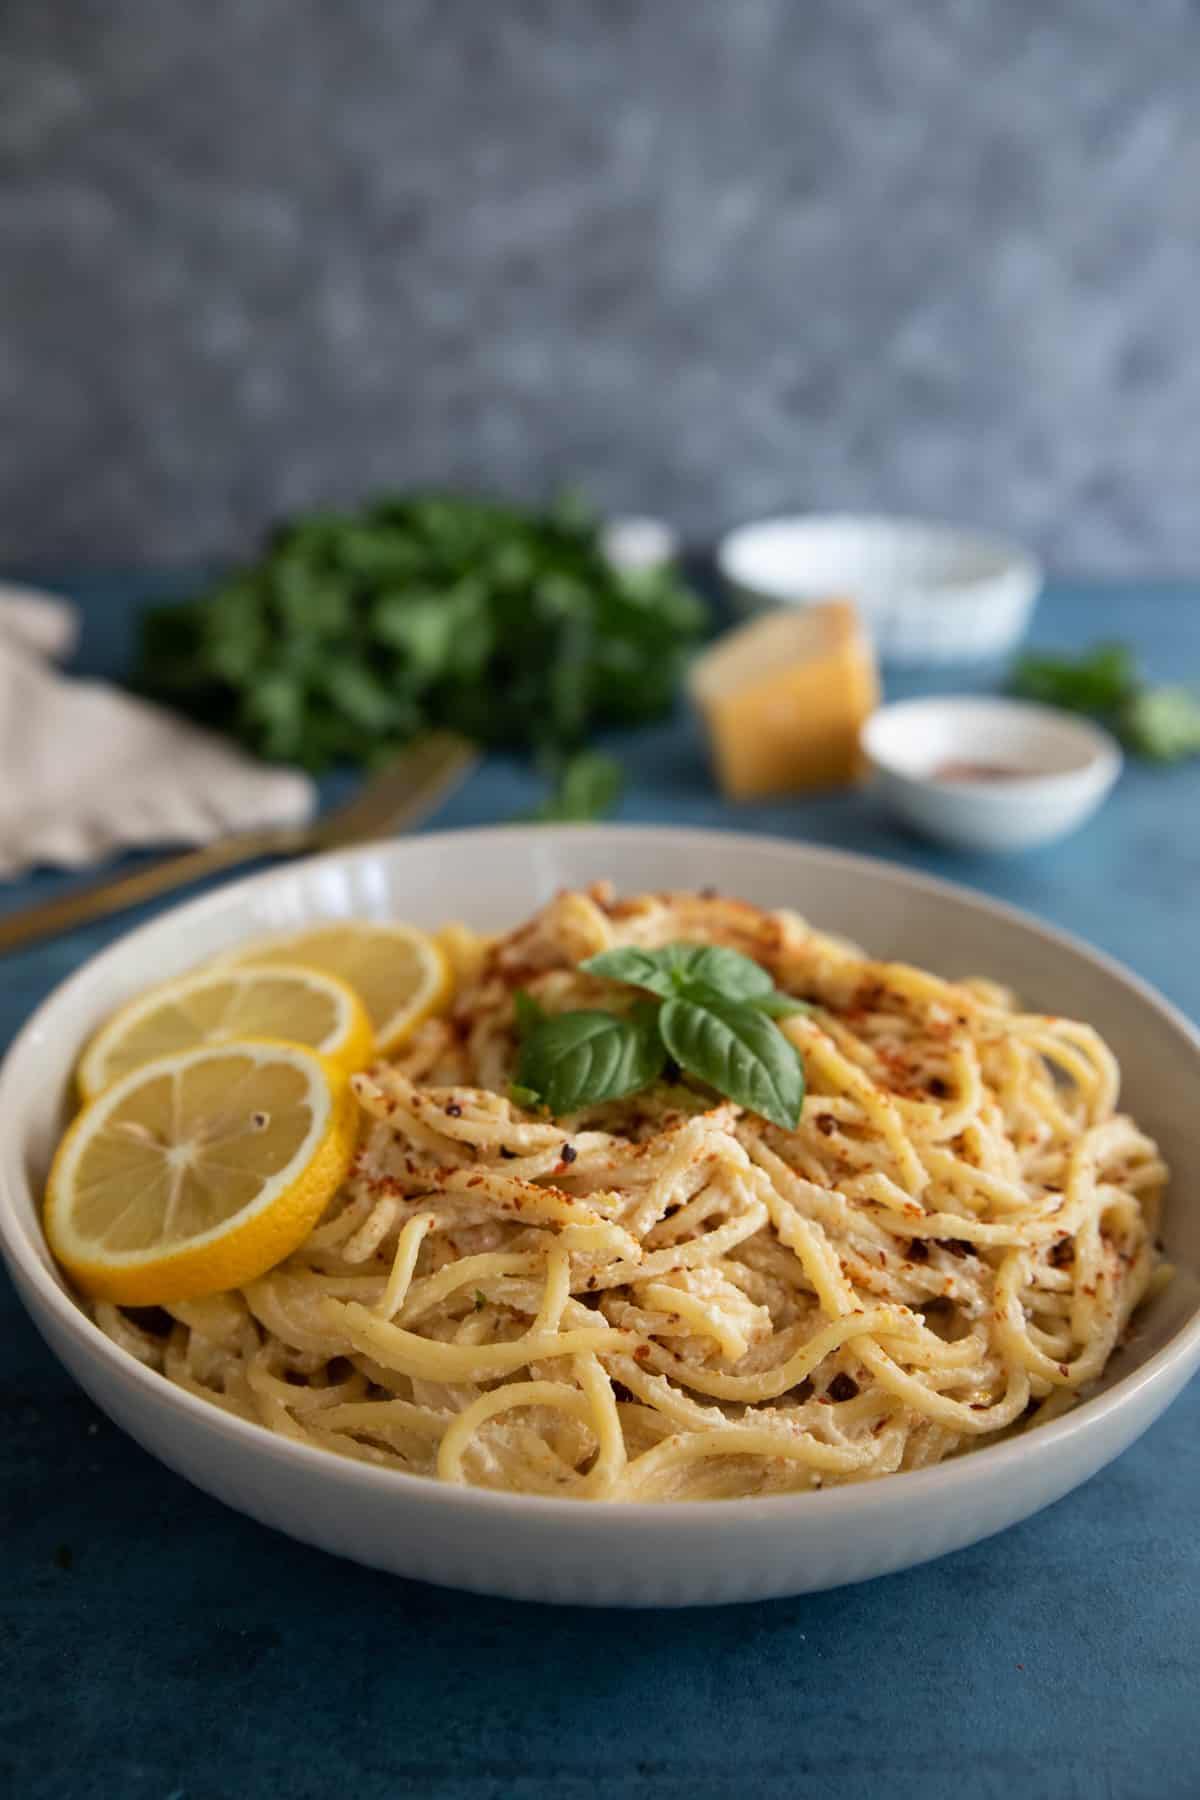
[
  {"left": 716, "top": 514, "right": 1042, "bottom": 664},
  {"left": 862, "top": 696, "right": 1122, "bottom": 853}
]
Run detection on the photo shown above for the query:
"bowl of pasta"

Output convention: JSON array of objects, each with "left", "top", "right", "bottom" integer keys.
[{"left": 2, "top": 826, "right": 1198, "bottom": 1607}]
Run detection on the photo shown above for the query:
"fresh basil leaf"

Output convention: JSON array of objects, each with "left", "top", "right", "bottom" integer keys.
[
  {"left": 517, "top": 1009, "right": 667, "bottom": 1115},
  {"left": 513, "top": 989, "right": 547, "bottom": 1038},
  {"left": 749, "top": 991, "right": 811, "bottom": 1019},
  {"left": 580, "top": 945, "right": 689, "bottom": 998},
  {"left": 669, "top": 944, "right": 774, "bottom": 999},
  {"left": 581, "top": 941, "right": 777, "bottom": 1008},
  {"left": 659, "top": 996, "right": 804, "bottom": 1130}
]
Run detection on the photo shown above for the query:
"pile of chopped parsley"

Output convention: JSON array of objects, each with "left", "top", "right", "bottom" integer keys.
[{"left": 136, "top": 495, "right": 706, "bottom": 790}]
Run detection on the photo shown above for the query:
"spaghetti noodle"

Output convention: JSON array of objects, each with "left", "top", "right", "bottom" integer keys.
[{"left": 95, "top": 886, "right": 1168, "bottom": 1500}]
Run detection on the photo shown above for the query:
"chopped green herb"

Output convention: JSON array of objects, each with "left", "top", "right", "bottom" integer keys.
[
  {"left": 1120, "top": 685, "right": 1200, "bottom": 762},
  {"left": 1010, "top": 640, "right": 1200, "bottom": 764},
  {"left": 1011, "top": 642, "right": 1136, "bottom": 716},
  {"left": 508, "top": 1083, "right": 544, "bottom": 1111},
  {"left": 136, "top": 493, "right": 705, "bottom": 776},
  {"left": 474, "top": 1290, "right": 487, "bottom": 1312}
]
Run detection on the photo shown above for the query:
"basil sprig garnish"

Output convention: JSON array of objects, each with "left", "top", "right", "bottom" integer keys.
[
  {"left": 513, "top": 944, "right": 807, "bottom": 1129},
  {"left": 515, "top": 1004, "right": 666, "bottom": 1115}
]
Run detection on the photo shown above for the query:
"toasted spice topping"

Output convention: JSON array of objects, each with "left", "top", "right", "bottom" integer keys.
[{"left": 828, "top": 1373, "right": 860, "bottom": 1403}]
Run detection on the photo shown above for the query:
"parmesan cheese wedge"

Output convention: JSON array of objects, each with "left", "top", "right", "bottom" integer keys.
[{"left": 690, "top": 601, "right": 879, "bottom": 799}]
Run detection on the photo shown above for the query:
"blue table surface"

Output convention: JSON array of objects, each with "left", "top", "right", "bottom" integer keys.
[{"left": 2, "top": 573, "right": 1198, "bottom": 1800}]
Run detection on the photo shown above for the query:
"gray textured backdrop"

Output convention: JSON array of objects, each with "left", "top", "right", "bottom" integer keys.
[{"left": 2, "top": 0, "right": 1198, "bottom": 571}]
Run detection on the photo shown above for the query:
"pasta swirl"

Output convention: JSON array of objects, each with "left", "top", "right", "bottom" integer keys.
[{"left": 95, "top": 886, "right": 1167, "bottom": 1500}]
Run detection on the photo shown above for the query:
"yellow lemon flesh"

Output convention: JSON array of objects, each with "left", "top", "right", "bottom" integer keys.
[
  {"left": 46, "top": 1041, "right": 358, "bottom": 1306},
  {"left": 220, "top": 922, "right": 451, "bottom": 1053},
  {"left": 76, "top": 963, "right": 373, "bottom": 1100}
]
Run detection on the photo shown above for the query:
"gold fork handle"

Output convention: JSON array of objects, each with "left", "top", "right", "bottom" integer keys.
[{"left": 0, "top": 823, "right": 310, "bottom": 957}]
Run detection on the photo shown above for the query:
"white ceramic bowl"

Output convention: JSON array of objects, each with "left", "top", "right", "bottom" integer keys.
[
  {"left": 862, "top": 696, "right": 1123, "bottom": 853},
  {"left": 2, "top": 827, "right": 1197, "bottom": 1608},
  {"left": 716, "top": 513, "right": 1042, "bottom": 663}
]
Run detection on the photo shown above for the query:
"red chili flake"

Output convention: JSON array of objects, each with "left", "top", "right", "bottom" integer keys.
[
  {"left": 560, "top": 1143, "right": 578, "bottom": 1165},
  {"left": 1049, "top": 1239, "right": 1074, "bottom": 1268},
  {"left": 815, "top": 1114, "right": 837, "bottom": 1137},
  {"left": 906, "top": 1237, "right": 929, "bottom": 1263},
  {"left": 827, "top": 1373, "right": 859, "bottom": 1403},
  {"left": 1058, "top": 1363, "right": 1070, "bottom": 1378},
  {"left": 587, "top": 1276, "right": 598, "bottom": 1290},
  {"left": 444, "top": 1102, "right": 462, "bottom": 1118},
  {"left": 634, "top": 1344, "right": 651, "bottom": 1362}
]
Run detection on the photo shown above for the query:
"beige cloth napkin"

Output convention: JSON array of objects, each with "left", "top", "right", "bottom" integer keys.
[{"left": 0, "top": 584, "right": 316, "bottom": 878}]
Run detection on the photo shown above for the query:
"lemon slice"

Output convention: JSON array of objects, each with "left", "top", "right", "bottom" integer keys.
[
  {"left": 76, "top": 963, "right": 374, "bottom": 1100},
  {"left": 46, "top": 1041, "right": 359, "bottom": 1305},
  {"left": 219, "top": 922, "right": 451, "bottom": 1053}
]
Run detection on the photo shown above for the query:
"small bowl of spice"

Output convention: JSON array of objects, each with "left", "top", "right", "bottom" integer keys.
[{"left": 861, "top": 695, "right": 1122, "bottom": 852}]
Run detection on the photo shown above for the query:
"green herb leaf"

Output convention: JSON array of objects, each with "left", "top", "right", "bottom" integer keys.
[
  {"left": 581, "top": 941, "right": 776, "bottom": 1003},
  {"left": 474, "top": 1290, "right": 487, "bottom": 1311},
  {"left": 744, "top": 990, "right": 811, "bottom": 1019},
  {"left": 580, "top": 945, "right": 691, "bottom": 998},
  {"left": 508, "top": 1083, "right": 544, "bottom": 1110},
  {"left": 659, "top": 996, "right": 804, "bottom": 1130},
  {"left": 513, "top": 989, "right": 547, "bottom": 1038},
  {"left": 1011, "top": 642, "right": 1137, "bottom": 716},
  {"left": 668, "top": 945, "right": 775, "bottom": 999},
  {"left": 527, "top": 750, "right": 624, "bottom": 823},
  {"left": 516, "top": 1007, "right": 667, "bottom": 1116},
  {"left": 1120, "top": 686, "right": 1200, "bottom": 762},
  {"left": 136, "top": 493, "right": 705, "bottom": 774}
]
